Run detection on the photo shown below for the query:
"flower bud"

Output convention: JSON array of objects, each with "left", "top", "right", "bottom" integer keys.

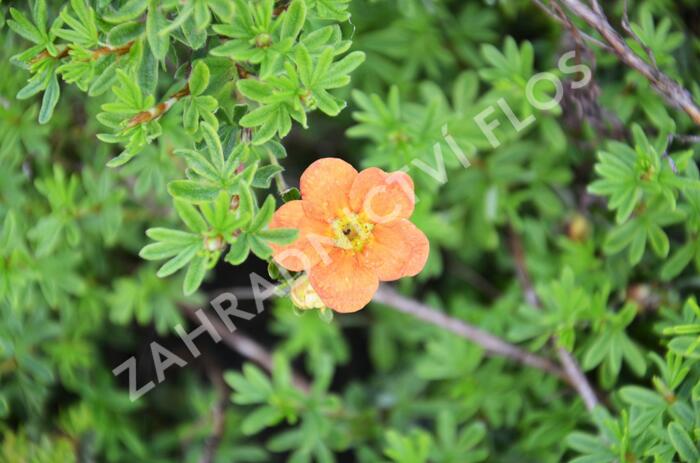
[{"left": 290, "top": 274, "right": 325, "bottom": 310}]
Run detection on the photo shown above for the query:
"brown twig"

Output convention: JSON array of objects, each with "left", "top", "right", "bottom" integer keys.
[
  {"left": 182, "top": 307, "right": 311, "bottom": 393},
  {"left": 548, "top": 0, "right": 700, "bottom": 127},
  {"left": 507, "top": 227, "right": 600, "bottom": 411},
  {"left": 89, "top": 41, "right": 134, "bottom": 60},
  {"left": 199, "top": 356, "right": 228, "bottom": 463},
  {"left": 448, "top": 259, "right": 500, "bottom": 299},
  {"left": 621, "top": 0, "right": 657, "bottom": 68},
  {"left": 372, "top": 285, "right": 568, "bottom": 381},
  {"left": 30, "top": 41, "right": 134, "bottom": 65},
  {"left": 127, "top": 85, "right": 191, "bottom": 128},
  {"left": 532, "top": 0, "right": 613, "bottom": 51},
  {"left": 658, "top": 133, "right": 700, "bottom": 174},
  {"left": 29, "top": 46, "right": 70, "bottom": 64}
]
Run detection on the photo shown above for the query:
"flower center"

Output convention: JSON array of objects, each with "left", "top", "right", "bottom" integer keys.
[
  {"left": 331, "top": 211, "right": 374, "bottom": 252},
  {"left": 254, "top": 33, "right": 272, "bottom": 48}
]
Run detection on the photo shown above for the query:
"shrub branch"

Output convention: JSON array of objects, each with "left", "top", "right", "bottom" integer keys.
[
  {"left": 181, "top": 306, "right": 312, "bottom": 393},
  {"left": 508, "top": 228, "right": 600, "bottom": 412},
  {"left": 373, "top": 285, "right": 568, "bottom": 381},
  {"left": 536, "top": 0, "right": 700, "bottom": 126}
]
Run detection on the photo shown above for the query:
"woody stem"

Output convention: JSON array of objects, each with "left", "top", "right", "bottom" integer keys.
[
  {"left": 180, "top": 305, "right": 311, "bottom": 393},
  {"left": 508, "top": 227, "right": 600, "bottom": 412},
  {"left": 267, "top": 153, "right": 289, "bottom": 195},
  {"left": 372, "top": 285, "right": 568, "bottom": 380},
  {"left": 126, "top": 85, "right": 191, "bottom": 128}
]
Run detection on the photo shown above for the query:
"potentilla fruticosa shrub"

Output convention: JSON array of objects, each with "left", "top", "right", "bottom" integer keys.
[{"left": 1, "top": 0, "right": 700, "bottom": 462}]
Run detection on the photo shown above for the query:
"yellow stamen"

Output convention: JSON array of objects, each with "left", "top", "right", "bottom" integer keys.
[{"left": 331, "top": 210, "right": 374, "bottom": 252}]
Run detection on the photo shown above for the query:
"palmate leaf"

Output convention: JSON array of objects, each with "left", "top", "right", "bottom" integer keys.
[
  {"left": 38, "top": 74, "right": 60, "bottom": 124},
  {"left": 602, "top": 201, "right": 683, "bottom": 264},
  {"left": 237, "top": 45, "right": 364, "bottom": 143},
  {"left": 306, "top": 0, "right": 350, "bottom": 21},
  {"left": 8, "top": 8, "right": 46, "bottom": 44},
  {"left": 588, "top": 143, "right": 643, "bottom": 224}
]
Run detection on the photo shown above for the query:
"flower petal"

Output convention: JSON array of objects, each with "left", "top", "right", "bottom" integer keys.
[
  {"left": 360, "top": 219, "right": 429, "bottom": 281},
  {"left": 397, "top": 220, "right": 430, "bottom": 277},
  {"left": 300, "top": 158, "right": 358, "bottom": 221},
  {"left": 269, "top": 200, "right": 333, "bottom": 272},
  {"left": 349, "top": 167, "right": 415, "bottom": 223},
  {"left": 309, "top": 248, "right": 379, "bottom": 313}
]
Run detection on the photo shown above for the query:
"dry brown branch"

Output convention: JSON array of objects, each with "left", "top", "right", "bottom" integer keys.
[
  {"left": 532, "top": 0, "right": 612, "bottom": 51},
  {"left": 181, "top": 306, "right": 312, "bottom": 393},
  {"left": 543, "top": 0, "right": 700, "bottom": 126},
  {"left": 508, "top": 228, "right": 600, "bottom": 411},
  {"left": 198, "top": 358, "right": 228, "bottom": 463},
  {"left": 373, "top": 285, "right": 568, "bottom": 380}
]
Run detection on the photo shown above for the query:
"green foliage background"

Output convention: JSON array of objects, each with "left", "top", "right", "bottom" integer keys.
[{"left": 1, "top": 0, "right": 700, "bottom": 462}]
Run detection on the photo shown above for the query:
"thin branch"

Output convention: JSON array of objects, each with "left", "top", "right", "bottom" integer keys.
[
  {"left": 90, "top": 41, "right": 135, "bottom": 60},
  {"left": 621, "top": 0, "right": 657, "bottom": 68},
  {"left": 659, "top": 133, "right": 700, "bottom": 174},
  {"left": 372, "top": 285, "right": 568, "bottom": 381},
  {"left": 508, "top": 228, "right": 600, "bottom": 412},
  {"left": 127, "top": 85, "right": 191, "bottom": 128},
  {"left": 662, "top": 134, "right": 681, "bottom": 174},
  {"left": 181, "top": 307, "right": 311, "bottom": 393},
  {"left": 532, "top": 0, "right": 613, "bottom": 51},
  {"left": 551, "top": 0, "right": 700, "bottom": 126},
  {"left": 198, "top": 357, "right": 227, "bottom": 463},
  {"left": 448, "top": 259, "right": 500, "bottom": 299},
  {"left": 268, "top": 153, "right": 289, "bottom": 195}
]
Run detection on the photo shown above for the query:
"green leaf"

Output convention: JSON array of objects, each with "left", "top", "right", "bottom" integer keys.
[
  {"left": 328, "top": 51, "right": 366, "bottom": 80},
  {"left": 241, "top": 405, "right": 283, "bottom": 435},
  {"left": 139, "top": 241, "right": 184, "bottom": 260},
  {"left": 258, "top": 228, "right": 298, "bottom": 244},
  {"left": 147, "top": 2, "right": 169, "bottom": 60},
  {"left": 39, "top": 75, "right": 60, "bottom": 124},
  {"left": 661, "top": 242, "right": 695, "bottom": 280},
  {"left": 281, "top": 0, "right": 306, "bottom": 39},
  {"left": 647, "top": 224, "right": 669, "bottom": 258},
  {"left": 620, "top": 336, "right": 646, "bottom": 376},
  {"left": 189, "top": 60, "right": 210, "bottom": 96},
  {"left": 0, "top": 211, "right": 17, "bottom": 250},
  {"left": 628, "top": 228, "right": 647, "bottom": 265},
  {"left": 282, "top": 187, "right": 301, "bottom": 202},
  {"left": 106, "top": 149, "right": 137, "bottom": 168},
  {"left": 175, "top": 148, "right": 219, "bottom": 180},
  {"left": 248, "top": 235, "right": 273, "bottom": 259},
  {"left": 225, "top": 236, "right": 250, "bottom": 265},
  {"left": 200, "top": 122, "right": 224, "bottom": 170},
  {"left": 252, "top": 164, "right": 283, "bottom": 188},
  {"left": 668, "top": 422, "right": 700, "bottom": 462},
  {"left": 175, "top": 200, "right": 208, "bottom": 233},
  {"left": 183, "top": 254, "right": 207, "bottom": 295},
  {"left": 239, "top": 103, "right": 278, "bottom": 128},
  {"left": 168, "top": 180, "right": 219, "bottom": 202},
  {"left": 582, "top": 331, "right": 612, "bottom": 370},
  {"left": 138, "top": 42, "right": 159, "bottom": 96},
  {"left": 296, "top": 45, "right": 313, "bottom": 87},
  {"left": 8, "top": 8, "right": 43, "bottom": 43},
  {"left": 249, "top": 195, "right": 276, "bottom": 232},
  {"left": 157, "top": 244, "right": 199, "bottom": 277},
  {"left": 89, "top": 61, "right": 119, "bottom": 96},
  {"left": 146, "top": 227, "right": 198, "bottom": 243},
  {"left": 17, "top": 77, "right": 46, "bottom": 100},
  {"left": 0, "top": 395, "right": 8, "bottom": 418},
  {"left": 107, "top": 21, "right": 144, "bottom": 45},
  {"left": 237, "top": 79, "right": 270, "bottom": 102},
  {"left": 103, "top": 0, "right": 148, "bottom": 23},
  {"left": 566, "top": 433, "right": 606, "bottom": 454},
  {"left": 619, "top": 386, "right": 666, "bottom": 408}
]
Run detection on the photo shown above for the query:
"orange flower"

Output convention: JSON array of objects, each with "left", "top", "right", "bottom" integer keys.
[{"left": 269, "top": 158, "right": 429, "bottom": 313}]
